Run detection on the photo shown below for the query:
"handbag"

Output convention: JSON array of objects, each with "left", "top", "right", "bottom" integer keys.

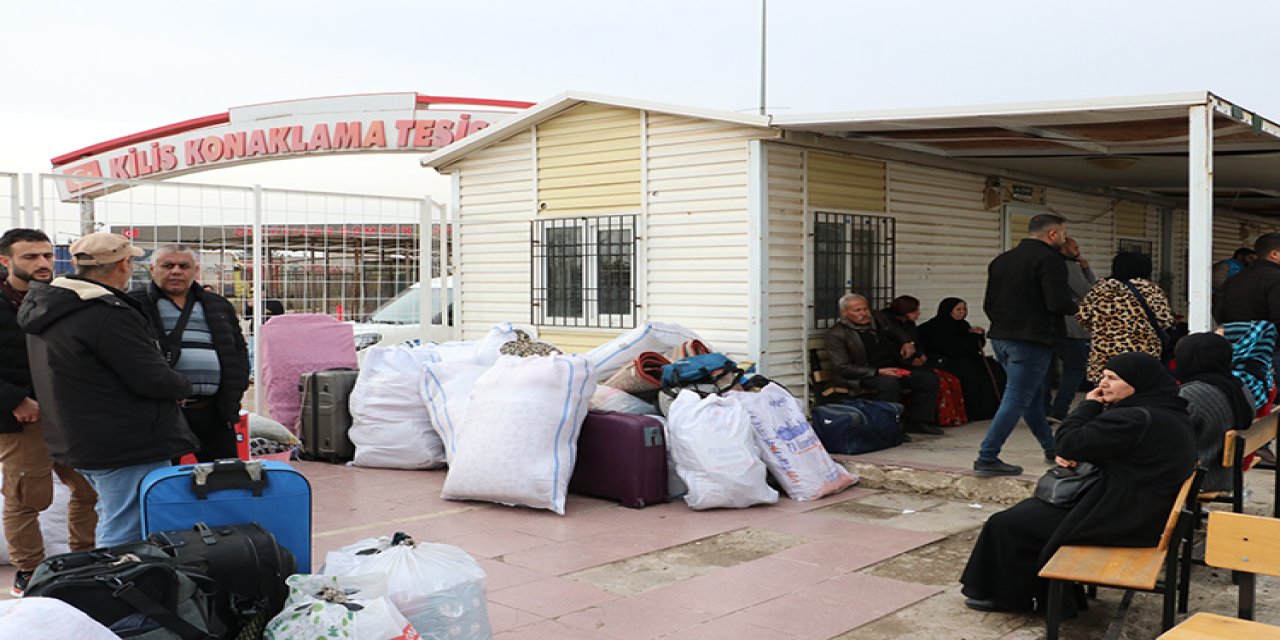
[
  {"left": 1034, "top": 461, "right": 1101, "bottom": 507},
  {"left": 1120, "top": 280, "right": 1173, "bottom": 362}
]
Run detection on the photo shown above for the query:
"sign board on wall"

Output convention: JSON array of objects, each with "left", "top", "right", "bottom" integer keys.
[{"left": 50, "top": 93, "right": 531, "bottom": 199}]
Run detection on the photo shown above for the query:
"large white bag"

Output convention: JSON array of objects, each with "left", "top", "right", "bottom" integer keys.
[
  {"left": 0, "top": 597, "right": 118, "bottom": 639},
  {"left": 0, "top": 476, "right": 71, "bottom": 565},
  {"left": 420, "top": 360, "right": 491, "bottom": 464},
  {"left": 441, "top": 355, "right": 596, "bottom": 514},
  {"left": 414, "top": 323, "right": 527, "bottom": 367},
  {"left": 350, "top": 346, "right": 447, "bottom": 470},
  {"left": 265, "top": 573, "right": 418, "bottom": 640},
  {"left": 730, "top": 384, "right": 858, "bottom": 501},
  {"left": 322, "top": 534, "right": 490, "bottom": 640},
  {"left": 583, "top": 322, "right": 701, "bottom": 382},
  {"left": 667, "top": 390, "right": 778, "bottom": 510}
]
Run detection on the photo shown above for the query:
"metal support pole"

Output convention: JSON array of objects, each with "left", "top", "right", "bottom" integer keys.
[
  {"left": 1188, "top": 104, "right": 1214, "bottom": 332},
  {"left": 450, "top": 172, "right": 462, "bottom": 341},
  {"left": 21, "top": 174, "right": 36, "bottom": 228},
  {"left": 252, "top": 185, "right": 265, "bottom": 415},
  {"left": 8, "top": 174, "right": 19, "bottom": 228},
  {"left": 79, "top": 200, "right": 95, "bottom": 236},
  {"left": 758, "top": 0, "right": 767, "bottom": 116},
  {"left": 420, "top": 197, "right": 433, "bottom": 336}
]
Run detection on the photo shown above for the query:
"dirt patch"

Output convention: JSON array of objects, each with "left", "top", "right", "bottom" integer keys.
[{"left": 568, "top": 527, "right": 810, "bottom": 596}]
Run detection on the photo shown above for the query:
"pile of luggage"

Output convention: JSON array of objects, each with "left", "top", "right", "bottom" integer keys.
[
  {"left": 8, "top": 459, "right": 491, "bottom": 640},
  {"left": 285, "top": 320, "right": 861, "bottom": 514}
]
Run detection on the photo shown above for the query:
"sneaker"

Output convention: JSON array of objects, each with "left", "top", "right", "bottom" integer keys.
[
  {"left": 1046, "top": 416, "right": 1063, "bottom": 428},
  {"left": 973, "top": 459, "right": 1024, "bottom": 477},
  {"left": 11, "top": 570, "right": 32, "bottom": 598}
]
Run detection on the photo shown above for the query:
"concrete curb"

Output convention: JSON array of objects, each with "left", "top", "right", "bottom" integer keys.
[{"left": 839, "top": 460, "right": 1037, "bottom": 506}]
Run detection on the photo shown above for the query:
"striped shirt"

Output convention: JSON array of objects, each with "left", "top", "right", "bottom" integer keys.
[{"left": 158, "top": 299, "right": 221, "bottom": 397}]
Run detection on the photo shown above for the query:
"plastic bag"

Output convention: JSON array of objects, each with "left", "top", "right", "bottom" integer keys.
[
  {"left": 265, "top": 573, "right": 419, "bottom": 640},
  {"left": 583, "top": 322, "right": 702, "bottom": 382},
  {"left": 589, "top": 385, "right": 658, "bottom": 414},
  {"left": 441, "top": 355, "right": 595, "bottom": 514},
  {"left": 0, "top": 596, "right": 119, "bottom": 639},
  {"left": 730, "top": 384, "right": 858, "bottom": 501},
  {"left": 321, "top": 533, "right": 490, "bottom": 640},
  {"left": 350, "top": 346, "right": 447, "bottom": 470},
  {"left": 420, "top": 361, "right": 490, "bottom": 464},
  {"left": 0, "top": 476, "right": 70, "bottom": 565},
  {"left": 247, "top": 413, "right": 299, "bottom": 446},
  {"left": 666, "top": 390, "right": 778, "bottom": 510}
]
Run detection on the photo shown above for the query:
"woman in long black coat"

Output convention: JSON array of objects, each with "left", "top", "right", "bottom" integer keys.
[
  {"left": 959, "top": 352, "right": 1196, "bottom": 613},
  {"left": 917, "top": 298, "right": 1001, "bottom": 419}
]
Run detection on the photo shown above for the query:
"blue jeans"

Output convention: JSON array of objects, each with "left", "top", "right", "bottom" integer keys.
[
  {"left": 77, "top": 460, "right": 171, "bottom": 547},
  {"left": 1045, "top": 338, "right": 1091, "bottom": 419},
  {"left": 979, "top": 339, "right": 1057, "bottom": 462}
]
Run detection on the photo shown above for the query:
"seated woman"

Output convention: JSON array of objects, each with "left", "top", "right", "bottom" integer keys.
[
  {"left": 960, "top": 353, "right": 1195, "bottom": 614},
  {"left": 1174, "top": 333, "right": 1253, "bottom": 493},
  {"left": 883, "top": 295, "right": 926, "bottom": 367},
  {"left": 918, "top": 298, "right": 1001, "bottom": 420}
]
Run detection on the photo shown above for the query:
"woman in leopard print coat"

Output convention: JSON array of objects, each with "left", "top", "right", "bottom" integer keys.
[{"left": 1077, "top": 252, "right": 1176, "bottom": 383}]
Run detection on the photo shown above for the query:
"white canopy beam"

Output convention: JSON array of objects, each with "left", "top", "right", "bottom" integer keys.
[{"left": 1188, "top": 104, "right": 1214, "bottom": 332}]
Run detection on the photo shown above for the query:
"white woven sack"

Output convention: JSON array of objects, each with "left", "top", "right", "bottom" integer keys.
[
  {"left": 0, "top": 597, "right": 118, "bottom": 639},
  {"left": 349, "top": 346, "right": 446, "bottom": 470},
  {"left": 420, "top": 360, "right": 491, "bottom": 464},
  {"left": 730, "top": 384, "right": 858, "bottom": 501},
  {"left": 322, "top": 535, "right": 490, "bottom": 640},
  {"left": 441, "top": 355, "right": 596, "bottom": 514},
  {"left": 0, "top": 476, "right": 71, "bottom": 565},
  {"left": 582, "top": 322, "right": 701, "bottom": 382},
  {"left": 667, "top": 390, "right": 778, "bottom": 510}
]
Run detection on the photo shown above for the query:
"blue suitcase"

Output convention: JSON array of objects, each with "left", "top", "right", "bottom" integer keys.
[{"left": 139, "top": 459, "right": 313, "bottom": 571}]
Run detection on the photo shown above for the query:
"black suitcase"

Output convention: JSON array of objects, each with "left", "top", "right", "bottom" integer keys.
[
  {"left": 150, "top": 522, "right": 296, "bottom": 638},
  {"left": 25, "top": 542, "right": 226, "bottom": 639},
  {"left": 299, "top": 368, "right": 359, "bottom": 462}
]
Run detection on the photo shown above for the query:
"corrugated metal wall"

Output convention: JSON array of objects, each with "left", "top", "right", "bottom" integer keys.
[
  {"left": 1046, "top": 190, "right": 1115, "bottom": 277},
  {"left": 454, "top": 132, "right": 535, "bottom": 336},
  {"left": 888, "top": 164, "right": 1000, "bottom": 329},
  {"left": 764, "top": 144, "right": 806, "bottom": 393},
  {"left": 807, "top": 153, "right": 886, "bottom": 212},
  {"left": 536, "top": 103, "right": 642, "bottom": 216}
]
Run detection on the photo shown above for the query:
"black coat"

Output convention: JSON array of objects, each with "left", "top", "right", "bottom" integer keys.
[
  {"left": 1046, "top": 399, "right": 1196, "bottom": 552},
  {"left": 19, "top": 276, "right": 196, "bottom": 469},
  {"left": 0, "top": 286, "right": 32, "bottom": 434},
  {"left": 129, "top": 283, "right": 250, "bottom": 426},
  {"left": 823, "top": 310, "right": 914, "bottom": 393},
  {"left": 983, "top": 238, "right": 1078, "bottom": 345},
  {"left": 1212, "top": 259, "right": 1280, "bottom": 325}
]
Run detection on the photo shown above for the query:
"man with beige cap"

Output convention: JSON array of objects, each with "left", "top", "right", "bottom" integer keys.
[{"left": 18, "top": 231, "right": 197, "bottom": 547}]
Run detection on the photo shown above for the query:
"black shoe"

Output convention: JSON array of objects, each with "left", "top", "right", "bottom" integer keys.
[
  {"left": 905, "top": 421, "right": 945, "bottom": 435},
  {"left": 964, "top": 598, "right": 1013, "bottom": 613},
  {"left": 973, "top": 459, "right": 1023, "bottom": 477},
  {"left": 1044, "top": 452, "right": 1058, "bottom": 465},
  {"left": 899, "top": 432, "right": 913, "bottom": 443},
  {"left": 1046, "top": 416, "right": 1063, "bottom": 428},
  {"left": 11, "top": 570, "right": 32, "bottom": 598}
]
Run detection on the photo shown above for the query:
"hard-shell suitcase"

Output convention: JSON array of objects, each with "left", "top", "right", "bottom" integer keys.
[
  {"left": 569, "top": 411, "right": 670, "bottom": 508},
  {"left": 299, "top": 368, "right": 359, "bottom": 462},
  {"left": 140, "top": 459, "right": 313, "bottom": 572}
]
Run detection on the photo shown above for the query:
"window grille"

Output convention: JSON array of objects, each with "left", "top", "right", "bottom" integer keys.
[
  {"left": 531, "top": 215, "right": 637, "bottom": 328},
  {"left": 1116, "top": 238, "right": 1153, "bottom": 256},
  {"left": 813, "top": 212, "right": 895, "bottom": 329}
]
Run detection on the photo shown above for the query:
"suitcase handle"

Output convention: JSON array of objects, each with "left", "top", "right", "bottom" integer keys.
[{"left": 190, "top": 459, "right": 268, "bottom": 499}]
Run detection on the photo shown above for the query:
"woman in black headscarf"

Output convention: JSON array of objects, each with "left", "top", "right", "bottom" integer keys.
[
  {"left": 960, "top": 352, "right": 1195, "bottom": 614},
  {"left": 1174, "top": 333, "right": 1254, "bottom": 493},
  {"left": 918, "top": 298, "right": 1002, "bottom": 419},
  {"left": 1077, "top": 252, "right": 1176, "bottom": 382}
]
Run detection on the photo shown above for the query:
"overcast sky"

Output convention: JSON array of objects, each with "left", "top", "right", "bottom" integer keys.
[{"left": 3, "top": 0, "right": 1278, "bottom": 199}]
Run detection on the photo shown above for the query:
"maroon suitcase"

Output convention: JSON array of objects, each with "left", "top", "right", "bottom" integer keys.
[{"left": 570, "top": 411, "right": 669, "bottom": 508}]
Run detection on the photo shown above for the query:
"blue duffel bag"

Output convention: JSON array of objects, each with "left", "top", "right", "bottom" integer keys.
[{"left": 811, "top": 399, "right": 904, "bottom": 454}]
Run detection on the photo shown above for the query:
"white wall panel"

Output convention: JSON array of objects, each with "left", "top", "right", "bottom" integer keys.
[{"left": 764, "top": 143, "right": 806, "bottom": 393}]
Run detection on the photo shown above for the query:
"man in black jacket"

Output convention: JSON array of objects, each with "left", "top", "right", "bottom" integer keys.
[
  {"left": 976, "top": 213, "right": 1078, "bottom": 477},
  {"left": 0, "top": 229, "right": 97, "bottom": 597},
  {"left": 19, "top": 232, "right": 196, "bottom": 547},
  {"left": 824, "top": 293, "right": 941, "bottom": 435},
  {"left": 130, "top": 245, "right": 249, "bottom": 462}
]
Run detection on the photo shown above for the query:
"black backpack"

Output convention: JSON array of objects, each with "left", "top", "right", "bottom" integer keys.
[{"left": 25, "top": 542, "right": 226, "bottom": 640}]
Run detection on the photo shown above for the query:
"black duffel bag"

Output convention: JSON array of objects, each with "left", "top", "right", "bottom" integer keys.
[
  {"left": 149, "top": 522, "right": 296, "bottom": 640},
  {"left": 25, "top": 542, "right": 225, "bottom": 640}
]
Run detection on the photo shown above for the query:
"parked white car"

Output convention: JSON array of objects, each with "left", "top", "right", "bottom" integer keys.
[{"left": 351, "top": 279, "right": 452, "bottom": 351}]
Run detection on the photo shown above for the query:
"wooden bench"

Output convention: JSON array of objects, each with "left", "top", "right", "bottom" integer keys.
[
  {"left": 1038, "top": 469, "right": 1201, "bottom": 640},
  {"left": 1158, "top": 511, "right": 1280, "bottom": 638},
  {"left": 1198, "top": 410, "right": 1280, "bottom": 518}
]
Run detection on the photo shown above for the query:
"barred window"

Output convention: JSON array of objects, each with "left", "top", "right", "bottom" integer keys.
[
  {"left": 532, "top": 215, "right": 637, "bottom": 328},
  {"left": 1117, "top": 238, "right": 1153, "bottom": 256},
  {"left": 813, "top": 212, "right": 895, "bottom": 329}
]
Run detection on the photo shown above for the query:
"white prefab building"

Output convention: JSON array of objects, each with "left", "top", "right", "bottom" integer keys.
[{"left": 421, "top": 91, "right": 1280, "bottom": 396}]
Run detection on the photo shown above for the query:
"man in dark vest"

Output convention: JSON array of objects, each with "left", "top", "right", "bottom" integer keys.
[{"left": 130, "top": 244, "right": 249, "bottom": 462}]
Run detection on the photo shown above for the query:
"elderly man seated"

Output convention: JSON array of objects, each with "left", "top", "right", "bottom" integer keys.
[{"left": 823, "top": 293, "right": 942, "bottom": 437}]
